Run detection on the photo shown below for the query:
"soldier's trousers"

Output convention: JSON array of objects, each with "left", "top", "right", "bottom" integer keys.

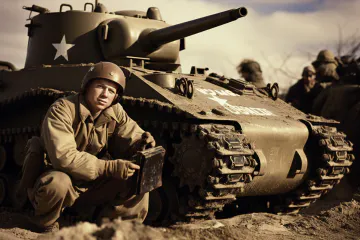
[
  {"left": 21, "top": 137, "right": 148, "bottom": 228},
  {"left": 28, "top": 170, "right": 149, "bottom": 228}
]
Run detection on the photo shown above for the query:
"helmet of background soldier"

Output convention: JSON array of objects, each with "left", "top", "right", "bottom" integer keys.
[
  {"left": 316, "top": 63, "right": 339, "bottom": 83},
  {"left": 236, "top": 59, "right": 266, "bottom": 88},
  {"left": 81, "top": 62, "right": 126, "bottom": 103},
  {"left": 237, "top": 59, "right": 262, "bottom": 74},
  {"left": 302, "top": 65, "right": 316, "bottom": 76},
  {"left": 312, "top": 49, "right": 338, "bottom": 69}
]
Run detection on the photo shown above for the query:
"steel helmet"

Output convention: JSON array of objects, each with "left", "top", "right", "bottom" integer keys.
[
  {"left": 316, "top": 50, "right": 336, "bottom": 63},
  {"left": 237, "top": 59, "right": 262, "bottom": 74},
  {"left": 302, "top": 65, "right": 316, "bottom": 76},
  {"left": 81, "top": 62, "right": 126, "bottom": 95},
  {"left": 316, "top": 63, "right": 339, "bottom": 83},
  {"left": 312, "top": 50, "right": 338, "bottom": 69}
]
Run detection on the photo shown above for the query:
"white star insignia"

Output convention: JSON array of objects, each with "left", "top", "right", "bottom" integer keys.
[
  {"left": 208, "top": 96, "right": 228, "bottom": 106},
  {"left": 52, "top": 35, "right": 75, "bottom": 61}
]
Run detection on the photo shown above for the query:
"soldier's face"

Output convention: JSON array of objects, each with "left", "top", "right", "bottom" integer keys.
[
  {"left": 85, "top": 79, "right": 118, "bottom": 114},
  {"left": 303, "top": 72, "right": 316, "bottom": 87}
]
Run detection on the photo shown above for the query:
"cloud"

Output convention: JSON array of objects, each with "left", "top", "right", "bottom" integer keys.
[{"left": 0, "top": 0, "right": 359, "bottom": 92}]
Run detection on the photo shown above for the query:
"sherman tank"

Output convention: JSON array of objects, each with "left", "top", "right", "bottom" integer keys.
[{"left": 0, "top": 1, "right": 355, "bottom": 224}]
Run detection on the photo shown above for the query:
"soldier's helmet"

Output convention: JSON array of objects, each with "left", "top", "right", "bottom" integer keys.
[
  {"left": 316, "top": 63, "right": 339, "bottom": 83},
  {"left": 312, "top": 49, "right": 338, "bottom": 69},
  {"left": 237, "top": 59, "right": 262, "bottom": 74},
  {"left": 302, "top": 65, "right": 316, "bottom": 76},
  {"left": 237, "top": 59, "right": 266, "bottom": 88},
  {"left": 81, "top": 62, "right": 126, "bottom": 95}
]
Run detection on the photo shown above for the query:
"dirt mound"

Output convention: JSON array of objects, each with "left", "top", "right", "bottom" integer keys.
[
  {"left": 285, "top": 201, "right": 360, "bottom": 239},
  {"left": 0, "top": 200, "right": 360, "bottom": 240},
  {"left": 166, "top": 201, "right": 360, "bottom": 240},
  {"left": 40, "top": 219, "right": 166, "bottom": 240}
]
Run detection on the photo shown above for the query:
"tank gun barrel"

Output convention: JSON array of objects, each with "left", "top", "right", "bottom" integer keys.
[{"left": 142, "top": 7, "right": 247, "bottom": 49}]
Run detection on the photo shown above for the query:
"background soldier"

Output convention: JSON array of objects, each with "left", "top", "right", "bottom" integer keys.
[
  {"left": 285, "top": 66, "right": 323, "bottom": 113},
  {"left": 18, "top": 62, "right": 155, "bottom": 232},
  {"left": 312, "top": 49, "right": 339, "bottom": 88},
  {"left": 312, "top": 49, "right": 338, "bottom": 70},
  {"left": 236, "top": 59, "right": 266, "bottom": 88}
]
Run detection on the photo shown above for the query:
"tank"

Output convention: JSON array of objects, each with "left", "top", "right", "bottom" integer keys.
[{"left": 0, "top": 1, "right": 355, "bottom": 223}]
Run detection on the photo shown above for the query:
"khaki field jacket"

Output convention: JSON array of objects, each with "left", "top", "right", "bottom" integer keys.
[{"left": 41, "top": 94, "right": 144, "bottom": 183}]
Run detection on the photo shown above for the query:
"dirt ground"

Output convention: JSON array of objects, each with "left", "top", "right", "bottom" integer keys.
[{"left": 0, "top": 180, "right": 359, "bottom": 240}]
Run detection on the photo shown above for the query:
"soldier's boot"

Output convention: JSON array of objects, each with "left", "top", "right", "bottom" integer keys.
[
  {"left": 28, "top": 220, "right": 60, "bottom": 233},
  {"left": 41, "top": 221, "right": 60, "bottom": 233}
]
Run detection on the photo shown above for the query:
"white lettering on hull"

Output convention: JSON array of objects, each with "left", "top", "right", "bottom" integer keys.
[{"left": 196, "top": 88, "right": 275, "bottom": 116}]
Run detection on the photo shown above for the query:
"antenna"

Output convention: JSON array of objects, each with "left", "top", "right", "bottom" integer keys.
[{"left": 95, "top": 0, "right": 98, "bottom": 6}]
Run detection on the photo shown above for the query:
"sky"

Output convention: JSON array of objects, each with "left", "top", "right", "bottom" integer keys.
[{"left": 0, "top": 0, "right": 359, "bottom": 91}]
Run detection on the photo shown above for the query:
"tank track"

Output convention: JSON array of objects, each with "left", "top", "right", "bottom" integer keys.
[
  {"left": 119, "top": 96, "right": 355, "bottom": 218},
  {"left": 170, "top": 124, "right": 258, "bottom": 219},
  {"left": 275, "top": 124, "right": 354, "bottom": 213},
  {"left": 0, "top": 88, "right": 355, "bottom": 224},
  {"left": 119, "top": 97, "right": 259, "bottom": 220}
]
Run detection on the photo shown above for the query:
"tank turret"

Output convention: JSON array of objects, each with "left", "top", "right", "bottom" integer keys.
[{"left": 24, "top": 2, "right": 246, "bottom": 71}]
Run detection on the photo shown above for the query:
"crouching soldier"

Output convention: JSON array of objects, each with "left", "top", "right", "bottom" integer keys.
[{"left": 17, "top": 62, "right": 155, "bottom": 232}]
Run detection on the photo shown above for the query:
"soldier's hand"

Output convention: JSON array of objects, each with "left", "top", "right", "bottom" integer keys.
[
  {"left": 127, "top": 162, "right": 140, "bottom": 177},
  {"left": 139, "top": 132, "right": 156, "bottom": 150},
  {"left": 105, "top": 160, "right": 140, "bottom": 180}
]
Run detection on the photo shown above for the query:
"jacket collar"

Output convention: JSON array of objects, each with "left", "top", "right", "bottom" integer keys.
[{"left": 78, "top": 94, "right": 119, "bottom": 125}]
